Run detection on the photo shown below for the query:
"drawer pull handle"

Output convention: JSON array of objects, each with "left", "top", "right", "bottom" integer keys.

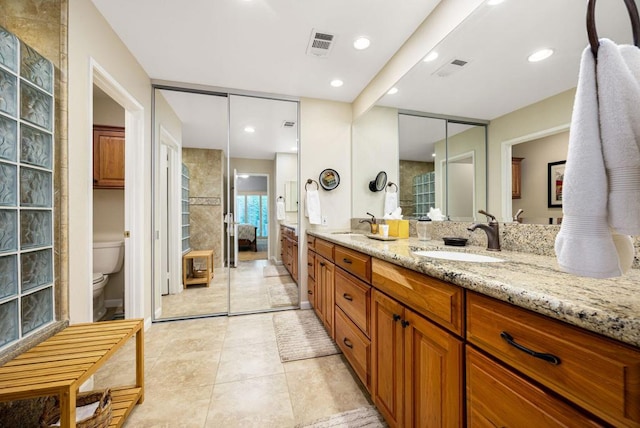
[
  {"left": 343, "top": 293, "right": 353, "bottom": 301},
  {"left": 401, "top": 320, "right": 410, "bottom": 328},
  {"left": 500, "top": 332, "right": 561, "bottom": 365},
  {"left": 342, "top": 258, "right": 353, "bottom": 264},
  {"left": 343, "top": 338, "right": 354, "bottom": 349},
  {"left": 393, "top": 314, "right": 401, "bottom": 322},
  {"left": 320, "top": 262, "right": 325, "bottom": 267},
  {"left": 307, "top": 263, "right": 313, "bottom": 267},
  {"left": 308, "top": 290, "right": 313, "bottom": 295}
]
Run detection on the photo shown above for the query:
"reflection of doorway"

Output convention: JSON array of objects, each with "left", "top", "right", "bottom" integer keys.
[
  {"left": 159, "top": 127, "right": 181, "bottom": 297},
  {"left": 236, "top": 173, "right": 269, "bottom": 262},
  {"left": 443, "top": 151, "right": 475, "bottom": 221}
]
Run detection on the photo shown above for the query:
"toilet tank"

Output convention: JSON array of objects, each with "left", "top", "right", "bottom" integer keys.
[{"left": 93, "top": 240, "right": 124, "bottom": 274}]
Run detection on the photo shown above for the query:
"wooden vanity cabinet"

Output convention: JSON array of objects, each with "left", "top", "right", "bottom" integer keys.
[
  {"left": 280, "top": 225, "right": 298, "bottom": 283},
  {"left": 307, "top": 249, "right": 316, "bottom": 307},
  {"left": 312, "top": 238, "right": 335, "bottom": 338},
  {"left": 467, "top": 291, "right": 640, "bottom": 427},
  {"left": 93, "top": 125, "right": 125, "bottom": 189},
  {"left": 372, "top": 289, "right": 463, "bottom": 428}
]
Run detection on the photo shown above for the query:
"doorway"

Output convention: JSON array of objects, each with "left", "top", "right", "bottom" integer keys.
[{"left": 152, "top": 86, "right": 300, "bottom": 320}]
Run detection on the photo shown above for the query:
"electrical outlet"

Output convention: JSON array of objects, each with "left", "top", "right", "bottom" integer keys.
[{"left": 321, "top": 216, "right": 328, "bottom": 226}]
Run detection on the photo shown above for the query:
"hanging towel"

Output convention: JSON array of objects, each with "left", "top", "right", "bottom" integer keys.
[
  {"left": 306, "top": 189, "right": 322, "bottom": 225},
  {"left": 384, "top": 192, "right": 398, "bottom": 216},
  {"left": 554, "top": 40, "right": 636, "bottom": 278},
  {"left": 276, "top": 199, "right": 286, "bottom": 221},
  {"left": 598, "top": 39, "right": 640, "bottom": 235}
]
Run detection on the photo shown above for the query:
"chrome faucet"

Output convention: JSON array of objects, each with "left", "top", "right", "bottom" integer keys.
[
  {"left": 513, "top": 209, "right": 524, "bottom": 223},
  {"left": 468, "top": 210, "right": 501, "bottom": 251},
  {"left": 359, "top": 212, "right": 379, "bottom": 234}
]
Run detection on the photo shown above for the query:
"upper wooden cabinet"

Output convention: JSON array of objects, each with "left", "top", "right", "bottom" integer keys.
[
  {"left": 93, "top": 125, "right": 125, "bottom": 189},
  {"left": 512, "top": 157, "right": 523, "bottom": 199}
]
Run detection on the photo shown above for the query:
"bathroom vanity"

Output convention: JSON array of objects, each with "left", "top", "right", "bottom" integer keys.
[{"left": 307, "top": 231, "right": 640, "bottom": 427}]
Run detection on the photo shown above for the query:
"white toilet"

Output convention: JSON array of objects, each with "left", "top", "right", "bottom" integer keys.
[{"left": 92, "top": 240, "right": 124, "bottom": 322}]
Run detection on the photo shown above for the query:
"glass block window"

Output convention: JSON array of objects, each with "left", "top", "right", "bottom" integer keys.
[
  {"left": 0, "top": 25, "right": 54, "bottom": 350},
  {"left": 181, "top": 163, "right": 190, "bottom": 254},
  {"left": 413, "top": 172, "right": 436, "bottom": 218}
]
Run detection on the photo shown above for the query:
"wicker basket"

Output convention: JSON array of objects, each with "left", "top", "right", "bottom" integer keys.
[
  {"left": 192, "top": 269, "right": 207, "bottom": 278},
  {"left": 40, "top": 389, "right": 112, "bottom": 428}
]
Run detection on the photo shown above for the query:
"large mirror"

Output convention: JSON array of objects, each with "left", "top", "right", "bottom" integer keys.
[
  {"left": 152, "top": 87, "right": 299, "bottom": 320},
  {"left": 354, "top": 0, "right": 633, "bottom": 224}
]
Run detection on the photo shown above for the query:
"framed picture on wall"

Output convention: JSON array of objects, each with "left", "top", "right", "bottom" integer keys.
[{"left": 548, "top": 160, "right": 566, "bottom": 208}]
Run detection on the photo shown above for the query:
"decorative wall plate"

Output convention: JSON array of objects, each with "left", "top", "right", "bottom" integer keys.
[{"left": 319, "top": 168, "right": 340, "bottom": 191}]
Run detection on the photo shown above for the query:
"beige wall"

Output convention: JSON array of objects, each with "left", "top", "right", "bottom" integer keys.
[
  {"left": 183, "top": 148, "right": 225, "bottom": 268},
  {"left": 486, "top": 88, "right": 575, "bottom": 221},
  {"left": 299, "top": 98, "right": 352, "bottom": 306},
  {"left": 69, "top": 0, "right": 153, "bottom": 323},
  {"left": 512, "top": 132, "right": 569, "bottom": 223},
  {"left": 352, "top": 106, "right": 399, "bottom": 218}
]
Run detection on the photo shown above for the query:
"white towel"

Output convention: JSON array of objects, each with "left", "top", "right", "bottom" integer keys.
[
  {"left": 306, "top": 189, "right": 322, "bottom": 225},
  {"left": 384, "top": 192, "right": 398, "bottom": 216},
  {"left": 276, "top": 200, "right": 285, "bottom": 221},
  {"left": 554, "top": 40, "right": 636, "bottom": 278}
]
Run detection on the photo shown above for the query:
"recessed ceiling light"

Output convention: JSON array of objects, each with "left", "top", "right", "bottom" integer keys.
[
  {"left": 330, "top": 79, "right": 343, "bottom": 88},
  {"left": 387, "top": 87, "right": 399, "bottom": 95},
  {"left": 353, "top": 37, "right": 371, "bottom": 50},
  {"left": 423, "top": 51, "right": 439, "bottom": 62},
  {"left": 244, "top": 126, "right": 255, "bottom": 133},
  {"left": 528, "top": 48, "right": 554, "bottom": 62},
  {"left": 487, "top": 0, "right": 505, "bottom": 5}
]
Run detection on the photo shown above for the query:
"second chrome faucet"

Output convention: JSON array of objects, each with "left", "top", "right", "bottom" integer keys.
[{"left": 467, "top": 210, "right": 501, "bottom": 251}]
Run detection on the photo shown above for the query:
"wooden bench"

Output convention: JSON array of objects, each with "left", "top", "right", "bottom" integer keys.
[{"left": 0, "top": 319, "right": 144, "bottom": 427}]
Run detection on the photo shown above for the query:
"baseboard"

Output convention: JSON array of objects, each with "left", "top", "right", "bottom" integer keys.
[
  {"left": 155, "top": 306, "right": 162, "bottom": 319},
  {"left": 144, "top": 317, "right": 152, "bottom": 331},
  {"left": 300, "top": 300, "right": 311, "bottom": 310},
  {"left": 105, "top": 298, "right": 123, "bottom": 309}
]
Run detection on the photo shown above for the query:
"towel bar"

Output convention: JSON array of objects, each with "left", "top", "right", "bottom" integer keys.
[{"left": 587, "top": 0, "right": 640, "bottom": 57}]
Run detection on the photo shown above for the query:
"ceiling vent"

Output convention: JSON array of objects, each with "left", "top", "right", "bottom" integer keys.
[
  {"left": 433, "top": 58, "right": 470, "bottom": 78},
  {"left": 282, "top": 120, "right": 296, "bottom": 128},
  {"left": 306, "top": 29, "right": 335, "bottom": 57}
]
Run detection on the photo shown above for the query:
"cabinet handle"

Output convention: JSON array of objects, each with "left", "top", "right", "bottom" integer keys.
[
  {"left": 320, "top": 262, "right": 325, "bottom": 267},
  {"left": 343, "top": 293, "right": 353, "bottom": 301},
  {"left": 308, "top": 263, "right": 313, "bottom": 267},
  {"left": 342, "top": 258, "right": 352, "bottom": 264},
  {"left": 401, "top": 320, "right": 410, "bottom": 328},
  {"left": 393, "top": 314, "right": 401, "bottom": 322},
  {"left": 343, "top": 338, "right": 353, "bottom": 349},
  {"left": 308, "top": 290, "right": 313, "bottom": 295},
  {"left": 500, "top": 331, "right": 561, "bottom": 365}
]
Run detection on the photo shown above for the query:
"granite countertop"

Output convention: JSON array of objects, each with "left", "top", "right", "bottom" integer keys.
[{"left": 308, "top": 230, "right": 640, "bottom": 349}]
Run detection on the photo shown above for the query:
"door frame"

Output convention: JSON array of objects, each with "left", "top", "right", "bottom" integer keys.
[{"left": 90, "top": 59, "right": 145, "bottom": 322}]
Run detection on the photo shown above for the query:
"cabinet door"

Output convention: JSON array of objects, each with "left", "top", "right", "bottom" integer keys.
[
  {"left": 371, "top": 290, "right": 404, "bottom": 428},
  {"left": 292, "top": 241, "right": 298, "bottom": 282},
  {"left": 512, "top": 157, "right": 523, "bottom": 199},
  {"left": 404, "top": 308, "right": 463, "bottom": 428},
  {"left": 307, "top": 275, "right": 316, "bottom": 309},
  {"left": 467, "top": 347, "right": 603, "bottom": 428},
  {"left": 314, "top": 256, "right": 324, "bottom": 320},
  {"left": 93, "top": 126, "right": 125, "bottom": 188},
  {"left": 322, "top": 260, "right": 335, "bottom": 338}
]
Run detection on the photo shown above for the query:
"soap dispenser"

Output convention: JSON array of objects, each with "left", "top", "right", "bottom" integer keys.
[{"left": 416, "top": 217, "right": 432, "bottom": 241}]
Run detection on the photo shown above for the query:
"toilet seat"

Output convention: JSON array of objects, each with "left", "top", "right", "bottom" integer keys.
[{"left": 93, "top": 273, "right": 105, "bottom": 284}]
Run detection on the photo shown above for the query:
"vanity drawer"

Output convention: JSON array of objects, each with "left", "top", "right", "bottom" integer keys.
[
  {"left": 467, "top": 347, "right": 603, "bottom": 427},
  {"left": 315, "top": 239, "right": 334, "bottom": 261},
  {"left": 307, "top": 250, "right": 315, "bottom": 280},
  {"left": 335, "top": 268, "right": 371, "bottom": 337},
  {"left": 335, "top": 306, "right": 371, "bottom": 392},
  {"left": 306, "top": 234, "right": 315, "bottom": 250},
  {"left": 467, "top": 292, "right": 640, "bottom": 428},
  {"left": 371, "top": 259, "right": 464, "bottom": 336},
  {"left": 335, "top": 245, "right": 371, "bottom": 283}
]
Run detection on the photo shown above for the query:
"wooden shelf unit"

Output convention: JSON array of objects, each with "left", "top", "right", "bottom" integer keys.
[
  {"left": 182, "top": 249, "right": 214, "bottom": 288},
  {"left": 0, "top": 319, "right": 144, "bottom": 428}
]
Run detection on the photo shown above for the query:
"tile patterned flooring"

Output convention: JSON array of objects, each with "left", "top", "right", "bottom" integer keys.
[
  {"left": 160, "top": 259, "right": 299, "bottom": 318},
  {"left": 94, "top": 311, "right": 372, "bottom": 427}
]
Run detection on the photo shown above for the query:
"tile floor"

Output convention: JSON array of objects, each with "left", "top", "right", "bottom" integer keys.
[
  {"left": 93, "top": 311, "right": 372, "bottom": 427},
  {"left": 160, "top": 259, "right": 299, "bottom": 318}
]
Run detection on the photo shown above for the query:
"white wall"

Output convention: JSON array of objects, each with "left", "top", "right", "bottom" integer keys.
[
  {"left": 351, "top": 106, "right": 399, "bottom": 218},
  {"left": 299, "top": 98, "right": 352, "bottom": 306},
  {"left": 69, "top": 0, "right": 152, "bottom": 324}
]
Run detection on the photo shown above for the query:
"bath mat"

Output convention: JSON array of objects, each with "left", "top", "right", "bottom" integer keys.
[
  {"left": 268, "top": 282, "right": 299, "bottom": 307},
  {"left": 273, "top": 310, "right": 340, "bottom": 362},
  {"left": 296, "top": 406, "right": 387, "bottom": 428},
  {"left": 263, "top": 265, "right": 289, "bottom": 277}
]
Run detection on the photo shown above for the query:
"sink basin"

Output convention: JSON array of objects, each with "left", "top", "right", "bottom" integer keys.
[{"left": 413, "top": 250, "right": 504, "bottom": 263}]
